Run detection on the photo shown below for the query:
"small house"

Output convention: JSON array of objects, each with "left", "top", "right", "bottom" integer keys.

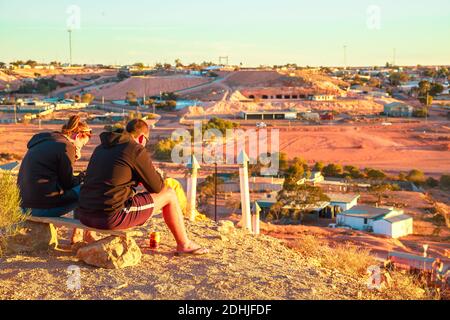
[
  {"left": 337, "top": 205, "right": 413, "bottom": 238},
  {"left": 384, "top": 102, "right": 413, "bottom": 117}
]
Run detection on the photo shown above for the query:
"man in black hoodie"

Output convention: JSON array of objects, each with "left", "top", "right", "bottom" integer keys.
[{"left": 78, "top": 120, "right": 208, "bottom": 255}]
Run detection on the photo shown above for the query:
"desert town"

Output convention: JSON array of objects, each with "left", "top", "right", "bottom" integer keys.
[{"left": 0, "top": 59, "right": 449, "bottom": 300}]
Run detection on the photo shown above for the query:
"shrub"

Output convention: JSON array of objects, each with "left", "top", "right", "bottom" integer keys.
[
  {"left": 426, "top": 177, "right": 439, "bottom": 188},
  {"left": 440, "top": 175, "right": 450, "bottom": 190},
  {"left": 0, "top": 172, "right": 28, "bottom": 256},
  {"left": 406, "top": 169, "right": 427, "bottom": 185}
]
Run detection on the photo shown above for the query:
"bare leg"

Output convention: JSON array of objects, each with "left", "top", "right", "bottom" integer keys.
[{"left": 151, "top": 187, "right": 208, "bottom": 254}]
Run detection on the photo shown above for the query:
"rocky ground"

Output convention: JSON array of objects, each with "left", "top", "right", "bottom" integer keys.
[{"left": 0, "top": 215, "right": 433, "bottom": 300}]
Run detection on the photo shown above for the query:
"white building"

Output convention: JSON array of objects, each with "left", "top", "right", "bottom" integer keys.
[
  {"left": 326, "top": 193, "right": 360, "bottom": 211},
  {"left": 337, "top": 205, "right": 413, "bottom": 238},
  {"left": 311, "top": 94, "right": 335, "bottom": 101}
]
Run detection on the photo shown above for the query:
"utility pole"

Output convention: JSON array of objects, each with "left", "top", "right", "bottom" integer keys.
[
  {"left": 343, "top": 45, "right": 348, "bottom": 70},
  {"left": 14, "top": 97, "right": 17, "bottom": 124},
  {"left": 68, "top": 29, "right": 73, "bottom": 67},
  {"left": 214, "top": 162, "right": 218, "bottom": 222}
]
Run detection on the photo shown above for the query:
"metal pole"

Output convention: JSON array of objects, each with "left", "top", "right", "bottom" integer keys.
[
  {"left": 215, "top": 162, "right": 218, "bottom": 222},
  {"left": 68, "top": 29, "right": 73, "bottom": 67}
]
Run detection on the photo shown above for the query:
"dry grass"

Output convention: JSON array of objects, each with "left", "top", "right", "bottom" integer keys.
[
  {"left": 291, "top": 235, "right": 376, "bottom": 276},
  {"left": 289, "top": 235, "right": 436, "bottom": 300},
  {"left": 0, "top": 172, "right": 28, "bottom": 255}
]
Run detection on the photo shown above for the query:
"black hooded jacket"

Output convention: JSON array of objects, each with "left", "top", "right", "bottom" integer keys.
[
  {"left": 18, "top": 132, "right": 79, "bottom": 209},
  {"left": 77, "top": 132, "right": 164, "bottom": 217}
]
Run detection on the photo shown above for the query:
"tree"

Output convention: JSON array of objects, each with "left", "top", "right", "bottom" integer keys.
[
  {"left": 389, "top": 72, "right": 409, "bottom": 86},
  {"left": 344, "top": 165, "right": 364, "bottom": 179},
  {"left": 133, "top": 62, "right": 145, "bottom": 70},
  {"left": 322, "top": 163, "right": 344, "bottom": 177},
  {"left": 418, "top": 80, "right": 433, "bottom": 107},
  {"left": 314, "top": 161, "right": 325, "bottom": 172},
  {"left": 274, "top": 182, "right": 330, "bottom": 221},
  {"left": 430, "top": 83, "right": 444, "bottom": 97},
  {"left": 81, "top": 93, "right": 95, "bottom": 104},
  {"left": 175, "top": 59, "right": 184, "bottom": 68},
  {"left": 25, "top": 60, "right": 38, "bottom": 68},
  {"left": 365, "top": 168, "right": 387, "bottom": 180},
  {"left": 406, "top": 169, "right": 426, "bottom": 185},
  {"left": 0, "top": 62, "right": 5, "bottom": 69},
  {"left": 285, "top": 158, "right": 308, "bottom": 182}
]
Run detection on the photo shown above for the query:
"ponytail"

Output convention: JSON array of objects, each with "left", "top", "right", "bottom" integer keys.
[{"left": 62, "top": 115, "right": 91, "bottom": 137}]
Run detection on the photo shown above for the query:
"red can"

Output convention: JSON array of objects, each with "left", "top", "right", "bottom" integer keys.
[{"left": 150, "top": 232, "right": 161, "bottom": 249}]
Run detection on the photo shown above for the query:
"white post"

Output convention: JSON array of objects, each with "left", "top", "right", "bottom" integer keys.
[
  {"left": 238, "top": 150, "right": 252, "bottom": 231},
  {"left": 252, "top": 201, "right": 261, "bottom": 235},
  {"left": 186, "top": 155, "right": 200, "bottom": 221}
]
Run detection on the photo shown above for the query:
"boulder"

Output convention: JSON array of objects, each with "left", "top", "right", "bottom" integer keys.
[
  {"left": 76, "top": 236, "right": 142, "bottom": 269},
  {"left": 6, "top": 221, "right": 58, "bottom": 254},
  {"left": 217, "top": 220, "right": 235, "bottom": 235}
]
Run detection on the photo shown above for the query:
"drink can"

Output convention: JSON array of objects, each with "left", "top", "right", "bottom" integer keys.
[{"left": 150, "top": 232, "right": 161, "bottom": 249}]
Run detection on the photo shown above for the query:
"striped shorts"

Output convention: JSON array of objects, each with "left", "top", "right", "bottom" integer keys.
[{"left": 80, "top": 192, "right": 155, "bottom": 231}]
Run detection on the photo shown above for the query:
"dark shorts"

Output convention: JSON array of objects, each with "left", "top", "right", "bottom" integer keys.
[{"left": 80, "top": 192, "right": 155, "bottom": 231}]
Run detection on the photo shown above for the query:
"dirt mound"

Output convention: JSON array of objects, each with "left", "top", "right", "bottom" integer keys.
[
  {"left": 229, "top": 90, "right": 250, "bottom": 102},
  {"left": 97, "top": 76, "right": 209, "bottom": 100},
  {"left": 224, "top": 70, "right": 307, "bottom": 88}
]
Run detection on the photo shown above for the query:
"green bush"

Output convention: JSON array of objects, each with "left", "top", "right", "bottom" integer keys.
[{"left": 0, "top": 172, "right": 28, "bottom": 255}]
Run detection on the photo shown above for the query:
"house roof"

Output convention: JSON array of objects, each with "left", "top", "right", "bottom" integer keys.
[
  {"left": 326, "top": 193, "right": 360, "bottom": 204},
  {"left": 384, "top": 214, "right": 413, "bottom": 224},
  {"left": 0, "top": 161, "right": 21, "bottom": 172},
  {"left": 339, "top": 205, "right": 394, "bottom": 220}
]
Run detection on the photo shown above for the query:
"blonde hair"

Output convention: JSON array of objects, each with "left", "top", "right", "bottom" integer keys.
[{"left": 62, "top": 115, "right": 91, "bottom": 138}]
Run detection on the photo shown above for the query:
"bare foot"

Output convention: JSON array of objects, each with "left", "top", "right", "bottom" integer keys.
[
  {"left": 70, "top": 228, "right": 84, "bottom": 244},
  {"left": 176, "top": 240, "right": 209, "bottom": 256}
]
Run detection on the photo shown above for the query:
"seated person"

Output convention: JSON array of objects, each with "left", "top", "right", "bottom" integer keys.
[
  {"left": 18, "top": 115, "right": 96, "bottom": 243},
  {"left": 77, "top": 119, "right": 208, "bottom": 255}
]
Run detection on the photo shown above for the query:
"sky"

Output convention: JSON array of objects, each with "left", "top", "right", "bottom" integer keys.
[{"left": 0, "top": 0, "right": 449, "bottom": 67}]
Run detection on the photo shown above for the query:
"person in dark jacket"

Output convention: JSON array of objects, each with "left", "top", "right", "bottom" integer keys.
[
  {"left": 18, "top": 115, "right": 95, "bottom": 243},
  {"left": 78, "top": 119, "right": 208, "bottom": 256}
]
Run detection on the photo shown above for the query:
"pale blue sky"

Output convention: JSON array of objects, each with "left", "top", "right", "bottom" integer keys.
[{"left": 0, "top": 0, "right": 449, "bottom": 66}]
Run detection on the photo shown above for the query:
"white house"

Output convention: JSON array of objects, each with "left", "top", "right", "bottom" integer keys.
[
  {"left": 337, "top": 205, "right": 413, "bottom": 238},
  {"left": 326, "top": 193, "right": 360, "bottom": 211}
]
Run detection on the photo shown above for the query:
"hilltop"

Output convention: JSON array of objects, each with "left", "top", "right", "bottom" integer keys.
[{"left": 0, "top": 215, "right": 430, "bottom": 300}]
